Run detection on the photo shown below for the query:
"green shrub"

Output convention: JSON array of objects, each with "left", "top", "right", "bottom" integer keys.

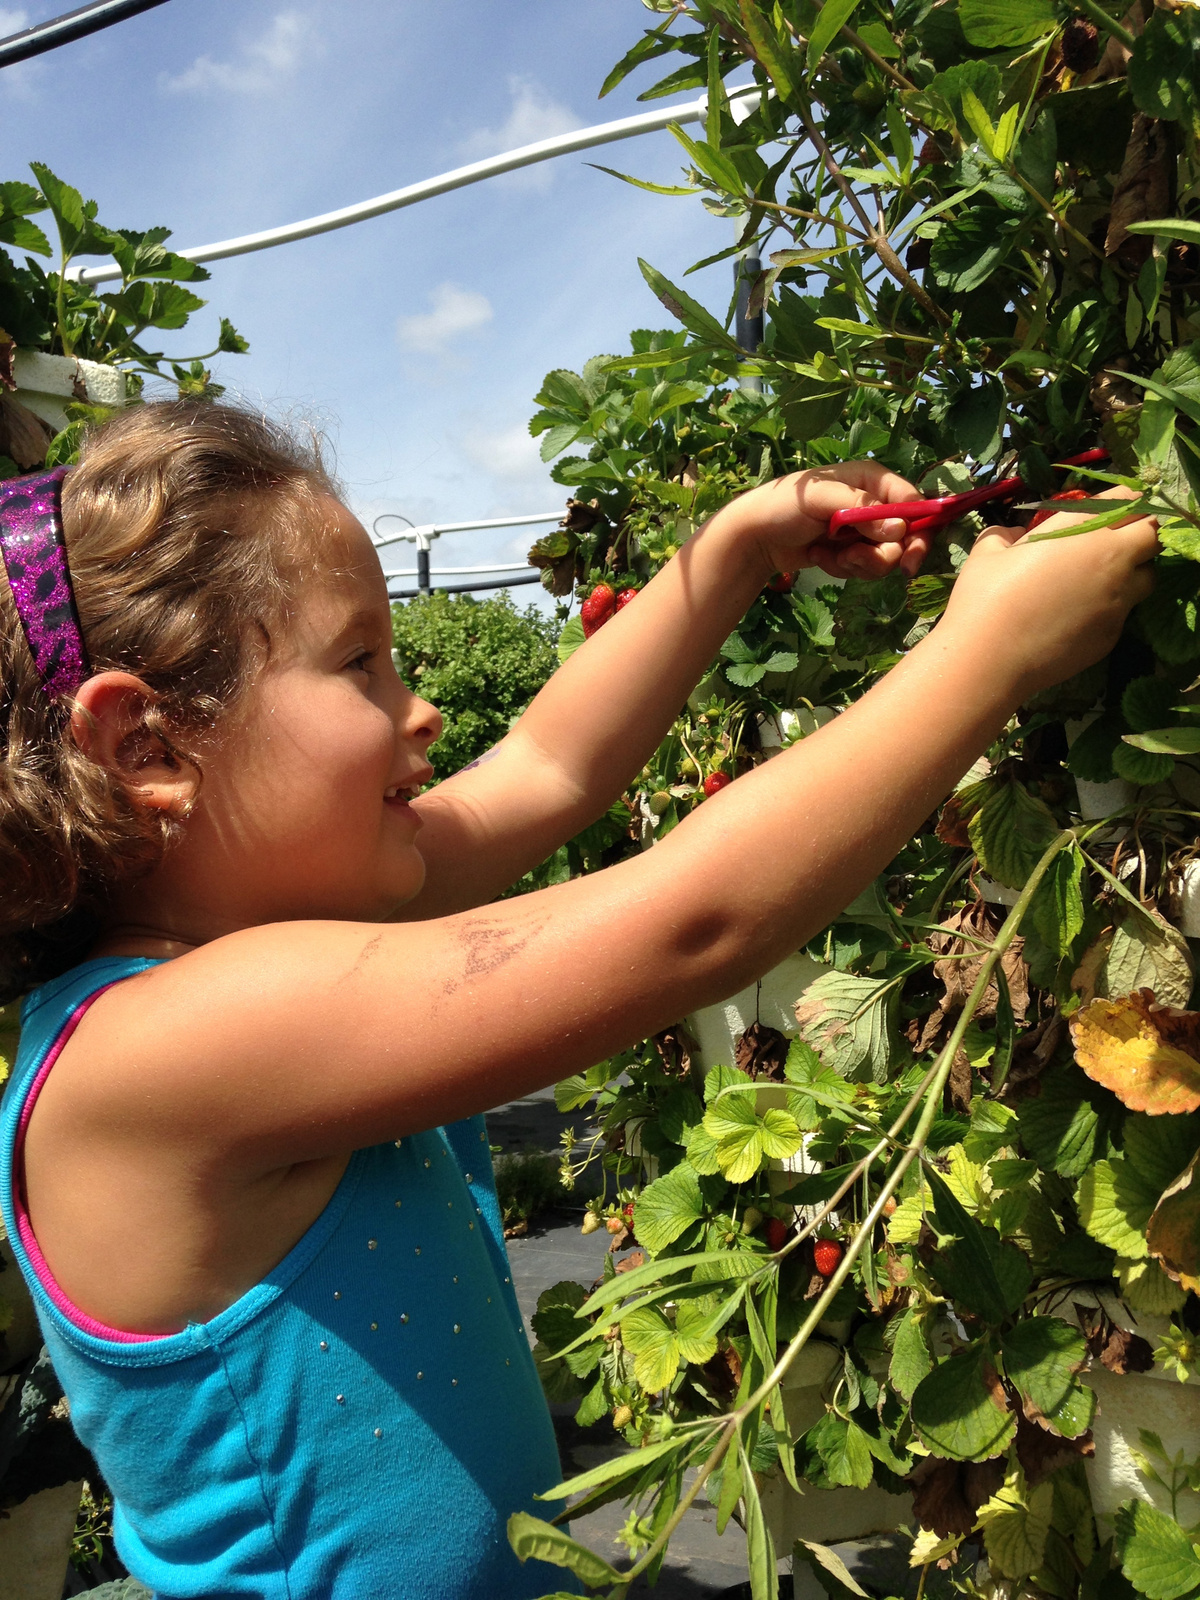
[{"left": 390, "top": 591, "right": 559, "bottom": 780}]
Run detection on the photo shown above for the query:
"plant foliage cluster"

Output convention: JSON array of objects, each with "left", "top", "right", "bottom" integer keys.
[
  {"left": 0, "top": 161, "right": 248, "bottom": 476},
  {"left": 503, "top": 3, "right": 1200, "bottom": 1598},
  {"left": 390, "top": 590, "right": 560, "bottom": 782}
]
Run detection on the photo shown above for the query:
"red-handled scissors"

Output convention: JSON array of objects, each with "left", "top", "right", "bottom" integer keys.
[{"left": 825, "top": 449, "right": 1109, "bottom": 543}]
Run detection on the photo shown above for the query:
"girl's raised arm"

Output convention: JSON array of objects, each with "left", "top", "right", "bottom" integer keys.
[
  {"left": 397, "top": 464, "right": 920, "bottom": 919},
  {"left": 75, "top": 500, "right": 1156, "bottom": 1170}
]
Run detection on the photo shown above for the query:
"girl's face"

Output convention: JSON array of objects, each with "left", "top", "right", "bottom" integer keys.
[{"left": 158, "top": 497, "right": 443, "bottom": 932}]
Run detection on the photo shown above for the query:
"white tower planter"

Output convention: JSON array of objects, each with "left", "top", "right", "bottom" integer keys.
[{"left": 11, "top": 349, "right": 126, "bottom": 433}]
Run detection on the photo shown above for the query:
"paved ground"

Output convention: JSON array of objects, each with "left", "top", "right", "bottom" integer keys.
[{"left": 485, "top": 1087, "right": 939, "bottom": 1600}]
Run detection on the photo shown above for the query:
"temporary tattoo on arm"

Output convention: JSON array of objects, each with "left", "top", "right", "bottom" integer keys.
[
  {"left": 443, "top": 912, "right": 544, "bottom": 994},
  {"left": 457, "top": 744, "right": 502, "bottom": 776}
]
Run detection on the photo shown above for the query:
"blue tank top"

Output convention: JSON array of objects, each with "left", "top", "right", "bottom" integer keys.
[{"left": 0, "top": 958, "right": 577, "bottom": 1599}]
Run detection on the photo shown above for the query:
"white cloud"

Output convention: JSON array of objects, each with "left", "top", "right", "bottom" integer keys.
[
  {"left": 457, "top": 77, "right": 583, "bottom": 191},
  {"left": 159, "top": 12, "right": 311, "bottom": 95},
  {"left": 0, "top": 10, "right": 28, "bottom": 35},
  {"left": 461, "top": 423, "right": 543, "bottom": 483},
  {"left": 396, "top": 282, "right": 493, "bottom": 357}
]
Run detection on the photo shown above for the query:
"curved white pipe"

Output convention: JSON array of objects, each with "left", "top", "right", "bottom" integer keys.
[
  {"left": 383, "top": 562, "right": 536, "bottom": 578},
  {"left": 372, "top": 511, "right": 563, "bottom": 550},
  {"left": 72, "top": 86, "right": 760, "bottom": 286}
]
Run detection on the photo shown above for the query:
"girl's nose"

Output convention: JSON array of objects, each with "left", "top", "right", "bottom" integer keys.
[{"left": 406, "top": 694, "right": 443, "bottom": 749}]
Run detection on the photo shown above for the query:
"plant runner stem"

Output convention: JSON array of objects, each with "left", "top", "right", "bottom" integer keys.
[
  {"left": 589, "top": 831, "right": 1074, "bottom": 1587},
  {"left": 1074, "top": 0, "right": 1138, "bottom": 52},
  {"left": 737, "top": 829, "right": 1073, "bottom": 1420},
  {"left": 795, "top": 99, "right": 950, "bottom": 327}
]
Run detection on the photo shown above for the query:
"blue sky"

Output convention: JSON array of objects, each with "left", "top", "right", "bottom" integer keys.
[{"left": 1, "top": 0, "right": 737, "bottom": 599}]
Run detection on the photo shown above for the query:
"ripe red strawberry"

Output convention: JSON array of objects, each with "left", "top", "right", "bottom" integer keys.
[
  {"left": 703, "top": 771, "right": 732, "bottom": 798},
  {"left": 767, "top": 572, "right": 796, "bottom": 593},
  {"left": 813, "top": 1238, "right": 844, "bottom": 1278},
  {"left": 764, "top": 1217, "right": 791, "bottom": 1251},
  {"left": 581, "top": 583, "right": 616, "bottom": 637},
  {"left": 616, "top": 588, "right": 638, "bottom": 610},
  {"left": 1026, "top": 488, "right": 1090, "bottom": 530}
]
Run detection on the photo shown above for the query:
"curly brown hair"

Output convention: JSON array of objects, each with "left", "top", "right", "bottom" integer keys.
[{"left": 0, "top": 399, "right": 335, "bottom": 1002}]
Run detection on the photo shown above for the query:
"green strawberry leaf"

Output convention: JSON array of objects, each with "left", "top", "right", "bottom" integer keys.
[
  {"left": 968, "top": 781, "right": 1060, "bottom": 891},
  {"left": 910, "top": 1346, "right": 1016, "bottom": 1461},
  {"left": 923, "top": 1168, "right": 1033, "bottom": 1324},
  {"left": 890, "top": 1307, "right": 934, "bottom": 1401},
  {"left": 1001, "top": 1318, "right": 1096, "bottom": 1437},
  {"left": 507, "top": 1512, "right": 625, "bottom": 1586},
  {"left": 1115, "top": 1498, "right": 1200, "bottom": 1600}
]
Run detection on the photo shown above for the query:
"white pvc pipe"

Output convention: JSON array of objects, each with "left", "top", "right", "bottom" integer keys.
[
  {"left": 371, "top": 511, "right": 563, "bottom": 550},
  {"left": 383, "top": 562, "right": 536, "bottom": 578},
  {"left": 71, "top": 87, "right": 761, "bottom": 287}
]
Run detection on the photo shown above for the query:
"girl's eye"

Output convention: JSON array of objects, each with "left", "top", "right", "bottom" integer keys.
[{"left": 347, "top": 651, "right": 373, "bottom": 673}]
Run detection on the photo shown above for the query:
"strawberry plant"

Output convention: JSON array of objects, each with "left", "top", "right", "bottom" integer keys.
[
  {"left": 0, "top": 162, "right": 248, "bottom": 475},
  {"left": 506, "top": 5, "right": 1200, "bottom": 1599}
]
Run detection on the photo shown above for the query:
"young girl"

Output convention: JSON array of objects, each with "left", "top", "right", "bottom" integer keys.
[{"left": 0, "top": 402, "right": 1156, "bottom": 1599}]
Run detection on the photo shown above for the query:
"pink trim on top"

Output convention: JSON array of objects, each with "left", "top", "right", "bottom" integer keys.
[{"left": 14, "top": 985, "right": 163, "bottom": 1343}]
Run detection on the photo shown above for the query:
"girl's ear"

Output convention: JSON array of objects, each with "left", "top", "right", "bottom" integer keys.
[{"left": 70, "top": 671, "right": 200, "bottom": 817}]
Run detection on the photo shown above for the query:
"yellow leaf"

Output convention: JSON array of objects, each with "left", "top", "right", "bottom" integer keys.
[
  {"left": 1116, "top": 1254, "right": 1188, "bottom": 1314},
  {"left": 976, "top": 1470, "right": 1053, "bottom": 1580},
  {"left": 1070, "top": 990, "right": 1200, "bottom": 1114}
]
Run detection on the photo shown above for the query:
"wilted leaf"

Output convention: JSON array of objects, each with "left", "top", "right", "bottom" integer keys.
[
  {"left": 1106, "top": 114, "right": 1173, "bottom": 265},
  {"left": 795, "top": 970, "right": 897, "bottom": 1082},
  {"left": 1071, "top": 990, "right": 1200, "bottom": 1114},
  {"left": 1146, "top": 1149, "right": 1200, "bottom": 1289},
  {"left": 1013, "top": 1406, "right": 1095, "bottom": 1485},
  {"left": 1102, "top": 908, "right": 1193, "bottom": 1010},
  {"left": 908, "top": 1454, "right": 1005, "bottom": 1537}
]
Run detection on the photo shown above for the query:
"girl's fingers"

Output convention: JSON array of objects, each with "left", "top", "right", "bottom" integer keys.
[{"left": 899, "top": 529, "right": 931, "bottom": 578}]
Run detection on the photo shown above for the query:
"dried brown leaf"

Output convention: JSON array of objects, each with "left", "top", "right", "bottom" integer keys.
[
  {"left": 1105, "top": 113, "right": 1172, "bottom": 266},
  {"left": 908, "top": 1454, "right": 1004, "bottom": 1536},
  {"left": 0, "top": 394, "right": 52, "bottom": 470},
  {"left": 1015, "top": 1408, "right": 1094, "bottom": 1485},
  {"left": 1074, "top": 1302, "right": 1156, "bottom": 1374},
  {"left": 735, "top": 1021, "right": 789, "bottom": 1081}
]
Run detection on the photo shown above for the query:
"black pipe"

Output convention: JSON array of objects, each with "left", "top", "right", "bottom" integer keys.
[
  {"left": 0, "top": 0, "right": 169, "bottom": 69},
  {"left": 735, "top": 252, "right": 764, "bottom": 353},
  {"left": 416, "top": 545, "right": 431, "bottom": 595},
  {"left": 389, "top": 572, "right": 543, "bottom": 599}
]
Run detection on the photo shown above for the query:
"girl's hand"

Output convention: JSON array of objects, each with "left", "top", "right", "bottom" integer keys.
[
  {"left": 941, "top": 487, "right": 1160, "bottom": 698},
  {"left": 717, "top": 459, "right": 927, "bottom": 582}
]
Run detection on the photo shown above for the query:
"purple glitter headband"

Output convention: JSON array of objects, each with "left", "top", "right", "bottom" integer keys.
[{"left": 0, "top": 467, "right": 89, "bottom": 698}]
